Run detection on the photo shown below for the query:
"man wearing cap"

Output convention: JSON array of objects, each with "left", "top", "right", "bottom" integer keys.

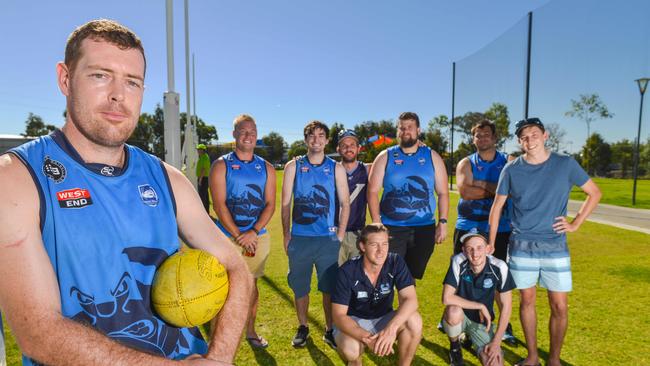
[
  {"left": 336, "top": 129, "right": 371, "bottom": 265},
  {"left": 282, "top": 121, "right": 350, "bottom": 348},
  {"left": 454, "top": 119, "right": 516, "bottom": 343},
  {"left": 210, "top": 114, "right": 276, "bottom": 348},
  {"left": 442, "top": 230, "right": 516, "bottom": 366},
  {"left": 196, "top": 143, "right": 211, "bottom": 213},
  {"left": 332, "top": 223, "right": 422, "bottom": 366},
  {"left": 488, "top": 117, "right": 601, "bottom": 366},
  {"left": 367, "top": 112, "right": 449, "bottom": 280}
]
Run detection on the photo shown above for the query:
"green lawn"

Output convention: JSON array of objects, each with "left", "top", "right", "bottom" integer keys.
[
  {"left": 570, "top": 177, "right": 650, "bottom": 209},
  {"left": 3, "top": 172, "right": 650, "bottom": 365}
]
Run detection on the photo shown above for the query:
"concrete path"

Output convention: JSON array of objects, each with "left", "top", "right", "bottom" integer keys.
[{"left": 567, "top": 200, "right": 650, "bottom": 235}]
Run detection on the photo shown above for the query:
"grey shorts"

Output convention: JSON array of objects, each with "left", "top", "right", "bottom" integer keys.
[
  {"left": 333, "top": 311, "right": 396, "bottom": 337},
  {"left": 287, "top": 235, "right": 339, "bottom": 298}
]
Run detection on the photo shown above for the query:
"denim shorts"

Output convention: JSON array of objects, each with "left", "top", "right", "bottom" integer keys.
[{"left": 287, "top": 235, "right": 340, "bottom": 298}]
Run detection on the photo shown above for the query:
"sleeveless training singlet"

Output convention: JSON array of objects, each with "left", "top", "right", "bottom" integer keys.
[
  {"left": 335, "top": 162, "right": 368, "bottom": 232},
  {"left": 292, "top": 156, "right": 337, "bottom": 237},
  {"left": 10, "top": 130, "right": 207, "bottom": 364},
  {"left": 456, "top": 152, "right": 511, "bottom": 233},
  {"left": 216, "top": 152, "right": 268, "bottom": 237},
  {"left": 380, "top": 145, "right": 436, "bottom": 227}
]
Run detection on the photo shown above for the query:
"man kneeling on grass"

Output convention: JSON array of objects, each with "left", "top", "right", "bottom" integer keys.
[
  {"left": 331, "top": 223, "right": 422, "bottom": 366},
  {"left": 442, "top": 230, "right": 516, "bottom": 366}
]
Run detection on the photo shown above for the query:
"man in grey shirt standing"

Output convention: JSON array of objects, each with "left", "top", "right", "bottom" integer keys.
[{"left": 488, "top": 118, "right": 601, "bottom": 366}]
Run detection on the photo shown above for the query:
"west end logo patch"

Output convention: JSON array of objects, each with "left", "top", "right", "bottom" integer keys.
[
  {"left": 138, "top": 184, "right": 159, "bottom": 207},
  {"left": 57, "top": 188, "right": 92, "bottom": 208},
  {"left": 232, "top": 164, "right": 241, "bottom": 170},
  {"left": 483, "top": 278, "right": 494, "bottom": 288},
  {"left": 43, "top": 156, "right": 66, "bottom": 183},
  {"left": 356, "top": 291, "right": 368, "bottom": 299}
]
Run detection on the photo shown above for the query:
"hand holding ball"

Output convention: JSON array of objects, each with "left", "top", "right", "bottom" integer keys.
[{"left": 152, "top": 249, "right": 229, "bottom": 327}]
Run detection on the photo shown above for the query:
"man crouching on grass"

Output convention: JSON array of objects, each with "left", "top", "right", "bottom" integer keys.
[
  {"left": 331, "top": 223, "right": 422, "bottom": 366},
  {"left": 442, "top": 230, "right": 516, "bottom": 366}
]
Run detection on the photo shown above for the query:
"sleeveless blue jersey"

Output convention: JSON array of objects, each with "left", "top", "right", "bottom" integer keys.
[
  {"left": 215, "top": 152, "right": 268, "bottom": 237},
  {"left": 456, "top": 152, "right": 511, "bottom": 232},
  {"left": 380, "top": 146, "right": 436, "bottom": 227},
  {"left": 10, "top": 131, "right": 207, "bottom": 364},
  {"left": 292, "top": 156, "right": 337, "bottom": 236},
  {"left": 335, "top": 162, "right": 368, "bottom": 232}
]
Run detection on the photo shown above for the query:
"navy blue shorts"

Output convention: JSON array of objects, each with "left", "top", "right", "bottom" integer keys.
[{"left": 287, "top": 235, "right": 339, "bottom": 298}]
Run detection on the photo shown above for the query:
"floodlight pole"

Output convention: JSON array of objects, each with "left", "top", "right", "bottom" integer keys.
[
  {"left": 632, "top": 77, "right": 649, "bottom": 205},
  {"left": 450, "top": 62, "right": 455, "bottom": 190},
  {"left": 524, "top": 11, "right": 533, "bottom": 119}
]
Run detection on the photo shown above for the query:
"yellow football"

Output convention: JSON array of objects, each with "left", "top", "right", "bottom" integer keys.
[{"left": 152, "top": 248, "right": 229, "bottom": 327}]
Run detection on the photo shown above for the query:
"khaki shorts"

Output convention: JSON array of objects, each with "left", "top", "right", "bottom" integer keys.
[
  {"left": 338, "top": 230, "right": 361, "bottom": 265},
  {"left": 230, "top": 232, "right": 271, "bottom": 278}
]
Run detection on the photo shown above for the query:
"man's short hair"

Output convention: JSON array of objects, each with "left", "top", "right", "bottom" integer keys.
[
  {"left": 233, "top": 114, "right": 256, "bottom": 131},
  {"left": 398, "top": 112, "right": 420, "bottom": 128},
  {"left": 65, "top": 19, "right": 146, "bottom": 76},
  {"left": 303, "top": 120, "right": 330, "bottom": 139},
  {"left": 357, "top": 223, "right": 389, "bottom": 251},
  {"left": 471, "top": 119, "right": 496, "bottom": 136}
]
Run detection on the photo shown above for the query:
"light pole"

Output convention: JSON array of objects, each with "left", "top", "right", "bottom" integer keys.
[{"left": 632, "top": 77, "right": 649, "bottom": 205}]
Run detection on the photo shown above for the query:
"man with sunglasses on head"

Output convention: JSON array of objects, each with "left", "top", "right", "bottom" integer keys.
[
  {"left": 335, "top": 129, "right": 371, "bottom": 265},
  {"left": 332, "top": 223, "right": 422, "bottom": 366},
  {"left": 488, "top": 117, "right": 601, "bottom": 366}
]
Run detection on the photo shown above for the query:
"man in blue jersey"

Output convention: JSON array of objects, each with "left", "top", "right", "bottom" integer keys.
[
  {"left": 335, "top": 129, "right": 371, "bottom": 265},
  {"left": 332, "top": 223, "right": 422, "bottom": 366},
  {"left": 367, "top": 112, "right": 449, "bottom": 280},
  {"left": 210, "top": 114, "right": 276, "bottom": 349},
  {"left": 454, "top": 119, "right": 516, "bottom": 344},
  {"left": 442, "top": 230, "right": 515, "bottom": 366},
  {"left": 0, "top": 20, "right": 251, "bottom": 365},
  {"left": 489, "top": 118, "right": 601, "bottom": 366},
  {"left": 282, "top": 121, "right": 350, "bottom": 348}
]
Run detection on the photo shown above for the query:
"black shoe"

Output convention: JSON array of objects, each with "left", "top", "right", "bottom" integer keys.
[
  {"left": 292, "top": 325, "right": 309, "bottom": 347},
  {"left": 437, "top": 321, "right": 445, "bottom": 333},
  {"left": 323, "top": 329, "right": 337, "bottom": 349},
  {"left": 449, "top": 340, "right": 465, "bottom": 366},
  {"left": 502, "top": 323, "right": 517, "bottom": 346}
]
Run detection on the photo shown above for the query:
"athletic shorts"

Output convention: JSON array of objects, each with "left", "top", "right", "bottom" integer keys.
[
  {"left": 338, "top": 230, "right": 361, "bottom": 266},
  {"left": 508, "top": 238, "right": 572, "bottom": 292},
  {"left": 385, "top": 224, "right": 436, "bottom": 279},
  {"left": 287, "top": 235, "right": 339, "bottom": 298},
  {"left": 333, "top": 311, "right": 395, "bottom": 338},
  {"left": 230, "top": 233, "right": 271, "bottom": 278},
  {"left": 444, "top": 316, "right": 495, "bottom": 355},
  {"left": 453, "top": 228, "right": 510, "bottom": 262}
]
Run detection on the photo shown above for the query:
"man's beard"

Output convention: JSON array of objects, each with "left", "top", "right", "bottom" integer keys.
[{"left": 400, "top": 136, "right": 418, "bottom": 148}]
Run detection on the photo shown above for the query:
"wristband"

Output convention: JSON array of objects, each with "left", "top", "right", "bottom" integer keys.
[
  {"left": 252, "top": 227, "right": 260, "bottom": 235},
  {"left": 438, "top": 218, "right": 448, "bottom": 224}
]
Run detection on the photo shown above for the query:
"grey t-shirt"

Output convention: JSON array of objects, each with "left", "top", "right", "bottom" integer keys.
[{"left": 496, "top": 152, "right": 590, "bottom": 242}]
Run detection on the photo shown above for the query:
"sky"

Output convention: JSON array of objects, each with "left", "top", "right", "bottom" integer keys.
[{"left": 1, "top": 0, "right": 648, "bottom": 153}]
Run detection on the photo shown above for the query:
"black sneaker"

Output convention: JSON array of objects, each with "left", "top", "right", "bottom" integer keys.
[
  {"left": 323, "top": 329, "right": 337, "bottom": 349},
  {"left": 437, "top": 320, "right": 445, "bottom": 333},
  {"left": 292, "top": 325, "right": 309, "bottom": 347},
  {"left": 449, "top": 340, "right": 465, "bottom": 366},
  {"left": 502, "top": 323, "right": 517, "bottom": 346}
]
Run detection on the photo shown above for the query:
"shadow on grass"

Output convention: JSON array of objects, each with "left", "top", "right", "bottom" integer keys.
[
  {"left": 260, "top": 276, "right": 327, "bottom": 331},
  {"left": 609, "top": 265, "right": 650, "bottom": 283},
  {"left": 305, "top": 338, "right": 336, "bottom": 366},
  {"left": 249, "top": 345, "right": 277, "bottom": 366}
]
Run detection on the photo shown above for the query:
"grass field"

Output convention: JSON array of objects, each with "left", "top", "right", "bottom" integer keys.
[
  {"left": 570, "top": 177, "right": 650, "bottom": 209},
  {"left": 3, "top": 171, "right": 650, "bottom": 365}
]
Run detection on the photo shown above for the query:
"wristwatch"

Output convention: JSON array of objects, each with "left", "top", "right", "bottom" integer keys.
[{"left": 439, "top": 218, "right": 448, "bottom": 224}]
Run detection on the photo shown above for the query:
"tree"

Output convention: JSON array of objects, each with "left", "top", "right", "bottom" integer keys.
[
  {"left": 22, "top": 113, "right": 56, "bottom": 137},
  {"left": 362, "top": 141, "right": 397, "bottom": 163},
  {"left": 483, "top": 103, "right": 512, "bottom": 149},
  {"left": 353, "top": 119, "right": 397, "bottom": 144},
  {"left": 261, "top": 132, "right": 287, "bottom": 163},
  {"left": 581, "top": 133, "right": 611, "bottom": 176},
  {"left": 326, "top": 122, "right": 345, "bottom": 154},
  {"left": 544, "top": 123, "right": 567, "bottom": 152},
  {"left": 287, "top": 140, "right": 307, "bottom": 159},
  {"left": 423, "top": 121, "right": 448, "bottom": 156},
  {"left": 565, "top": 93, "right": 613, "bottom": 139},
  {"left": 611, "top": 139, "right": 634, "bottom": 178},
  {"left": 434, "top": 103, "right": 511, "bottom": 149}
]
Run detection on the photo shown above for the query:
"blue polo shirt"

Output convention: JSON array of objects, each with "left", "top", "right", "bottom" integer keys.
[
  {"left": 443, "top": 253, "right": 516, "bottom": 324},
  {"left": 332, "top": 253, "right": 414, "bottom": 319}
]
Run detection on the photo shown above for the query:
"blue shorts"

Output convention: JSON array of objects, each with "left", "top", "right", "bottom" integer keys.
[
  {"left": 508, "top": 238, "right": 572, "bottom": 292},
  {"left": 287, "top": 235, "right": 339, "bottom": 298}
]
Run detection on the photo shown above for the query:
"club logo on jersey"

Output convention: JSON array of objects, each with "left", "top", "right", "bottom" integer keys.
[
  {"left": 394, "top": 159, "right": 404, "bottom": 166},
  {"left": 57, "top": 188, "right": 93, "bottom": 208},
  {"left": 138, "top": 184, "right": 159, "bottom": 207},
  {"left": 43, "top": 156, "right": 66, "bottom": 183},
  {"left": 100, "top": 166, "right": 115, "bottom": 176},
  {"left": 483, "top": 278, "right": 494, "bottom": 288},
  {"left": 380, "top": 283, "right": 391, "bottom": 295},
  {"left": 255, "top": 163, "right": 262, "bottom": 172},
  {"left": 418, "top": 157, "right": 426, "bottom": 165},
  {"left": 232, "top": 164, "right": 241, "bottom": 170}
]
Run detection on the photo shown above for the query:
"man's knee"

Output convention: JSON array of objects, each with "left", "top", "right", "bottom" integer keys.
[
  {"left": 335, "top": 333, "right": 363, "bottom": 361},
  {"left": 519, "top": 288, "right": 537, "bottom": 308},
  {"left": 443, "top": 305, "right": 464, "bottom": 324},
  {"left": 548, "top": 292, "right": 568, "bottom": 317},
  {"left": 404, "top": 311, "right": 423, "bottom": 336}
]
